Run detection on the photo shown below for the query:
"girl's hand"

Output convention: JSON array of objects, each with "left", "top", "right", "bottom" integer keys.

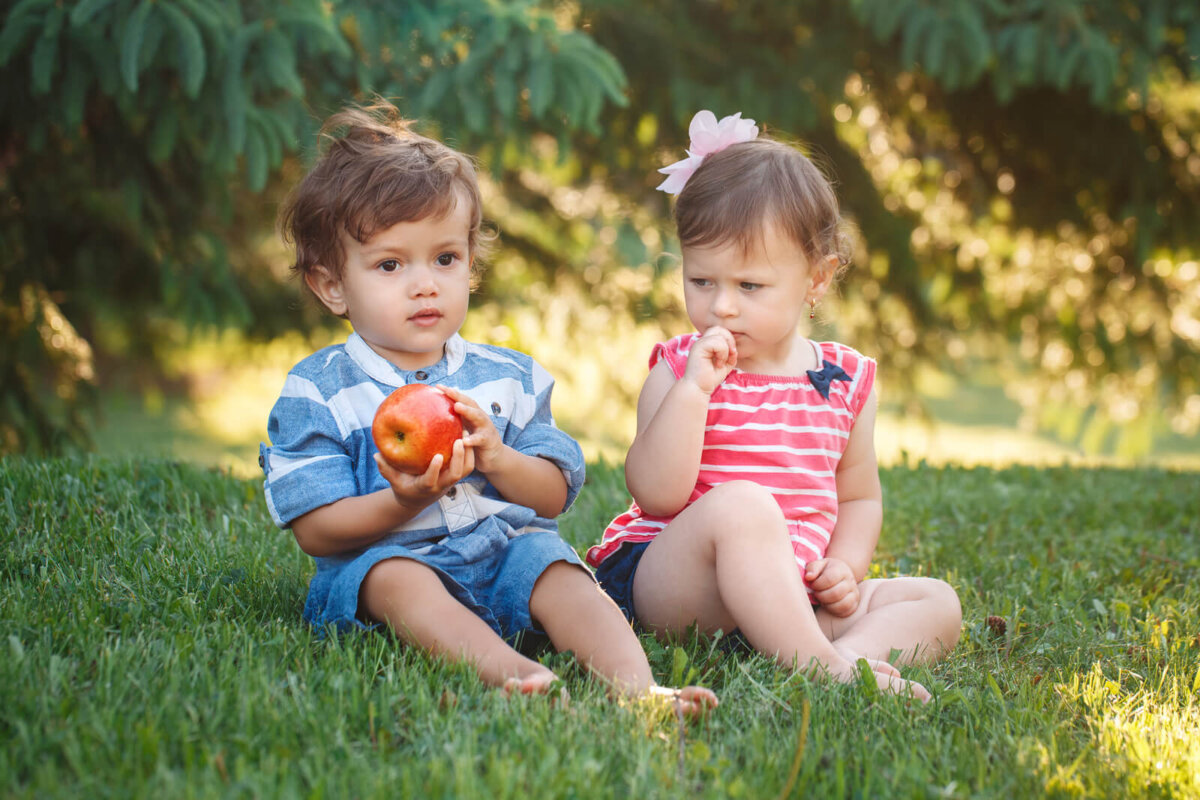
[
  {"left": 374, "top": 440, "right": 474, "bottom": 511},
  {"left": 683, "top": 326, "right": 738, "bottom": 394},
  {"left": 437, "top": 385, "right": 504, "bottom": 474},
  {"left": 805, "top": 558, "right": 860, "bottom": 617}
]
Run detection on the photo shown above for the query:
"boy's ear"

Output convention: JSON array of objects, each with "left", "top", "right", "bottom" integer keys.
[{"left": 305, "top": 265, "right": 348, "bottom": 316}]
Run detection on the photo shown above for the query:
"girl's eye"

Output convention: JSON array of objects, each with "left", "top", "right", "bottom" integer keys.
[
  {"left": 689, "top": 278, "right": 711, "bottom": 288},
  {"left": 379, "top": 259, "right": 400, "bottom": 273},
  {"left": 740, "top": 282, "right": 762, "bottom": 291},
  {"left": 436, "top": 252, "right": 458, "bottom": 267}
]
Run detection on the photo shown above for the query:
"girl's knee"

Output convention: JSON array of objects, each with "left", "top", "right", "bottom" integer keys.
[
  {"left": 915, "top": 577, "right": 962, "bottom": 642},
  {"left": 703, "top": 481, "right": 785, "bottom": 527}
]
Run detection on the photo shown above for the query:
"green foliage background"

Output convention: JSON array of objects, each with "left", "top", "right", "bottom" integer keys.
[{"left": 2, "top": 0, "right": 1199, "bottom": 454}]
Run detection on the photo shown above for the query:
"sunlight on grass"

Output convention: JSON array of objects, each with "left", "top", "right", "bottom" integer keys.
[
  {"left": 93, "top": 317, "right": 1200, "bottom": 476},
  {"left": 1048, "top": 663, "right": 1200, "bottom": 797}
]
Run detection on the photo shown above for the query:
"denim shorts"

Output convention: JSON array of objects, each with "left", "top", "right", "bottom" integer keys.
[
  {"left": 592, "top": 541, "right": 651, "bottom": 624},
  {"left": 304, "top": 530, "right": 588, "bottom": 642}
]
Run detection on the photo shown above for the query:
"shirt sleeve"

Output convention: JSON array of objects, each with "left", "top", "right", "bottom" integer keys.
[
  {"left": 504, "top": 360, "right": 586, "bottom": 513},
  {"left": 260, "top": 373, "right": 360, "bottom": 528},
  {"left": 648, "top": 334, "right": 693, "bottom": 379},
  {"left": 846, "top": 352, "right": 876, "bottom": 418}
]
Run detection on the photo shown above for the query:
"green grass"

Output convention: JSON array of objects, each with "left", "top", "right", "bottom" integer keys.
[{"left": 2, "top": 456, "right": 1198, "bottom": 798}]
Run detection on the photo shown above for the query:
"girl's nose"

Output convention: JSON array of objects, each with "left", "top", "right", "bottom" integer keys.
[{"left": 712, "top": 288, "right": 737, "bottom": 318}]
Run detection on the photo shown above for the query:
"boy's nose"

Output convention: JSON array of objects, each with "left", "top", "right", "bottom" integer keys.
[{"left": 409, "top": 265, "right": 439, "bottom": 296}]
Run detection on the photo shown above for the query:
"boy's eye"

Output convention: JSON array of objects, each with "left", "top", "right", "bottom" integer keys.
[
  {"left": 379, "top": 259, "right": 400, "bottom": 273},
  {"left": 436, "top": 252, "right": 458, "bottom": 267},
  {"left": 740, "top": 282, "right": 762, "bottom": 291},
  {"left": 689, "top": 278, "right": 712, "bottom": 288}
]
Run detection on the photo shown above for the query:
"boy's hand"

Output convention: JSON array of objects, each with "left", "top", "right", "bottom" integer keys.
[
  {"left": 684, "top": 326, "right": 738, "bottom": 395},
  {"left": 437, "top": 385, "right": 505, "bottom": 474},
  {"left": 374, "top": 440, "right": 473, "bottom": 510},
  {"left": 805, "top": 558, "right": 860, "bottom": 617}
]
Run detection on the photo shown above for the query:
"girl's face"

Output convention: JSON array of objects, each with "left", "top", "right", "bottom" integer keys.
[
  {"left": 306, "top": 199, "right": 473, "bottom": 371},
  {"left": 681, "top": 221, "right": 833, "bottom": 375}
]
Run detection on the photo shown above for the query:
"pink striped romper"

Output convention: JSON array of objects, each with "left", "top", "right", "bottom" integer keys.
[{"left": 586, "top": 333, "right": 876, "bottom": 595}]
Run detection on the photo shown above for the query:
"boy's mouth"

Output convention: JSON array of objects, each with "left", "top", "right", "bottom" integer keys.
[{"left": 409, "top": 308, "right": 443, "bottom": 326}]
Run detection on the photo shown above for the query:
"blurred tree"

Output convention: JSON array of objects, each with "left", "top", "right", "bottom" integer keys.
[
  {"left": 3, "top": 0, "right": 1198, "bottom": 455},
  {"left": 0, "top": 0, "right": 625, "bottom": 452},
  {"left": 565, "top": 0, "right": 1200, "bottom": 450}
]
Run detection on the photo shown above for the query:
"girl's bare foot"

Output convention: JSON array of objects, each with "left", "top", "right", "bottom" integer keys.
[
  {"left": 643, "top": 684, "right": 719, "bottom": 717},
  {"left": 831, "top": 650, "right": 931, "bottom": 703},
  {"left": 500, "top": 666, "right": 560, "bottom": 697}
]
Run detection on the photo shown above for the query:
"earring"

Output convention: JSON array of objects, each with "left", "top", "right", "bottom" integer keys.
[{"left": 809, "top": 299, "right": 817, "bottom": 320}]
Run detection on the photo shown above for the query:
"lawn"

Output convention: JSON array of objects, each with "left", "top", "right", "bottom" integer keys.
[{"left": 2, "top": 456, "right": 1198, "bottom": 798}]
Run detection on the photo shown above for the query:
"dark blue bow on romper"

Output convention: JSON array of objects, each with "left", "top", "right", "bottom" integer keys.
[{"left": 806, "top": 359, "right": 851, "bottom": 399}]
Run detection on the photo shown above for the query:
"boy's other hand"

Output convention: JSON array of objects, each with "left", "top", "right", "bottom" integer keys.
[
  {"left": 374, "top": 440, "right": 473, "bottom": 510},
  {"left": 805, "top": 557, "right": 860, "bottom": 617},
  {"left": 437, "top": 385, "right": 505, "bottom": 473}
]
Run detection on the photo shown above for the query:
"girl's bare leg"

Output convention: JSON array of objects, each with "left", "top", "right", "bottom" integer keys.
[
  {"left": 816, "top": 577, "right": 962, "bottom": 666},
  {"left": 631, "top": 481, "right": 928, "bottom": 700},
  {"left": 529, "top": 561, "right": 718, "bottom": 716},
  {"left": 360, "top": 557, "right": 557, "bottom": 694}
]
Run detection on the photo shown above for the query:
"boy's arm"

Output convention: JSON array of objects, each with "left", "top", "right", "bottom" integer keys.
[
  {"left": 439, "top": 384, "right": 571, "bottom": 519},
  {"left": 291, "top": 488, "right": 426, "bottom": 557},
  {"left": 291, "top": 444, "right": 473, "bottom": 557},
  {"left": 472, "top": 446, "right": 569, "bottom": 519},
  {"left": 825, "top": 390, "right": 883, "bottom": 580}
]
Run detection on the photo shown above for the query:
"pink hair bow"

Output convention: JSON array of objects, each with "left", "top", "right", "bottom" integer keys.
[{"left": 656, "top": 110, "right": 759, "bottom": 195}]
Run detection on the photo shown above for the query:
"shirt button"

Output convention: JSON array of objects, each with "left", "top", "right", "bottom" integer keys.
[
  {"left": 258, "top": 454, "right": 265, "bottom": 468},
  {"left": 490, "top": 402, "right": 501, "bottom": 414},
  {"left": 447, "top": 486, "right": 457, "bottom": 499},
  {"left": 415, "top": 371, "right": 428, "bottom": 380}
]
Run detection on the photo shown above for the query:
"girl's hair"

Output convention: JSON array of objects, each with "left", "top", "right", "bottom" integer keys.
[
  {"left": 279, "top": 102, "right": 494, "bottom": 289},
  {"left": 674, "top": 138, "right": 852, "bottom": 273}
]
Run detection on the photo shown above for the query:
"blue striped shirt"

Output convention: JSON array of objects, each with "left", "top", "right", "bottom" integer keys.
[{"left": 260, "top": 332, "right": 585, "bottom": 554}]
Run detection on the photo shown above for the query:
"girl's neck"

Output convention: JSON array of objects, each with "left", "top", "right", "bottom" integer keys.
[{"left": 734, "top": 332, "right": 820, "bottom": 377}]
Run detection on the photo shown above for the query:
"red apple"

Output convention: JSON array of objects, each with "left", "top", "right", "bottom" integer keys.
[{"left": 372, "top": 383, "right": 464, "bottom": 474}]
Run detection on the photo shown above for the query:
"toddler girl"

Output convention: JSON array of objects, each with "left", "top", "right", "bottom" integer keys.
[{"left": 587, "top": 111, "right": 962, "bottom": 700}]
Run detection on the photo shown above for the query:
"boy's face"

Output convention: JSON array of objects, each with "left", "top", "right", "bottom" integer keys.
[{"left": 306, "top": 200, "right": 473, "bottom": 371}]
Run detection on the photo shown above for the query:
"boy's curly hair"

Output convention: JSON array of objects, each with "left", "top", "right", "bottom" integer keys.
[{"left": 279, "top": 101, "right": 495, "bottom": 293}]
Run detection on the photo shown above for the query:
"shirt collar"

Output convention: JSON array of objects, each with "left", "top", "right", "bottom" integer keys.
[{"left": 344, "top": 332, "right": 467, "bottom": 386}]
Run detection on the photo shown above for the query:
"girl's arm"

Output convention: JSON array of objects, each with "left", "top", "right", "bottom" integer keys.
[
  {"left": 826, "top": 390, "right": 883, "bottom": 579},
  {"left": 626, "top": 328, "right": 738, "bottom": 516},
  {"left": 804, "top": 391, "right": 882, "bottom": 616},
  {"left": 291, "top": 444, "right": 473, "bottom": 557},
  {"left": 624, "top": 363, "right": 709, "bottom": 516}
]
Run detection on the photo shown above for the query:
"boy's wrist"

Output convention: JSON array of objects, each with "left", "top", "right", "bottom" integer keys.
[{"left": 474, "top": 442, "right": 513, "bottom": 475}]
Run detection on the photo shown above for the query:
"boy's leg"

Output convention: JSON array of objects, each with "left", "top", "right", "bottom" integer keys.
[
  {"left": 631, "top": 481, "right": 929, "bottom": 699},
  {"left": 529, "top": 561, "right": 718, "bottom": 714},
  {"left": 360, "top": 557, "right": 556, "bottom": 691},
  {"left": 816, "top": 577, "right": 962, "bottom": 666}
]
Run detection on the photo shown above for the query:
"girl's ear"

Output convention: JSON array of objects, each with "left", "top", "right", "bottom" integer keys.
[
  {"left": 807, "top": 254, "right": 839, "bottom": 303},
  {"left": 305, "top": 265, "right": 348, "bottom": 317}
]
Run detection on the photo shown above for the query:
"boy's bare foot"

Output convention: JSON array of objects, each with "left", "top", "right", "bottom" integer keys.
[{"left": 643, "top": 684, "right": 719, "bottom": 717}]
